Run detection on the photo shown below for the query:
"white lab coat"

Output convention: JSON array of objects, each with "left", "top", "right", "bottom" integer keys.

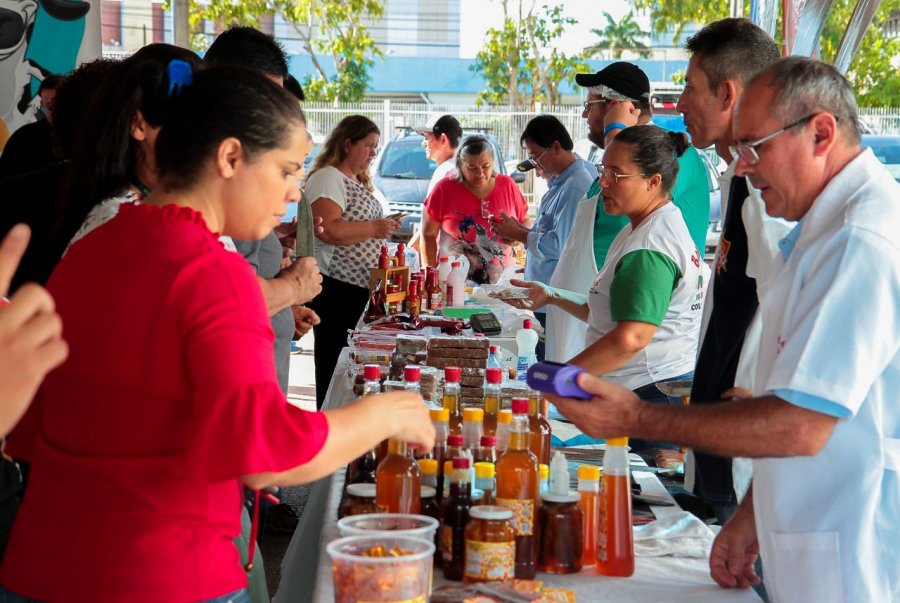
[{"left": 752, "top": 149, "right": 900, "bottom": 602}]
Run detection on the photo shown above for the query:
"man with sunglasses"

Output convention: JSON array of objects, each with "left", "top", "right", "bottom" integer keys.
[{"left": 549, "top": 57, "right": 900, "bottom": 601}]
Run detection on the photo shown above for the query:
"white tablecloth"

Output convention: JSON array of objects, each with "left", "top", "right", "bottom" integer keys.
[{"left": 274, "top": 351, "right": 762, "bottom": 603}]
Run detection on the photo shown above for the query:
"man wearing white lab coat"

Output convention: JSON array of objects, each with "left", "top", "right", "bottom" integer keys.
[{"left": 548, "top": 58, "right": 900, "bottom": 602}]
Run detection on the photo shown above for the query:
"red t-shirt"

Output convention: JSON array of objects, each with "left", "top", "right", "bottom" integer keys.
[
  {"left": 2, "top": 203, "right": 329, "bottom": 602},
  {"left": 424, "top": 175, "right": 528, "bottom": 284}
]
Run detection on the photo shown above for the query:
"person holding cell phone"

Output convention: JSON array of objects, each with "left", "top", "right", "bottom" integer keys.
[
  {"left": 512, "top": 125, "right": 708, "bottom": 452},
  {"left": 304, "top": 115, "right": 403, "bottom": 407}
]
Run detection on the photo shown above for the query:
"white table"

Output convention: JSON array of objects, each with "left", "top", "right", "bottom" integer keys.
[{"left": 275, "top": 351, "right": 761, "bottom": 603}]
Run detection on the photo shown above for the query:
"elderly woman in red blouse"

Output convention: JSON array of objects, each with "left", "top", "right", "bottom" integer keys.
[{"left": 1, "top": 65, "right": 433, "bottom": 603}]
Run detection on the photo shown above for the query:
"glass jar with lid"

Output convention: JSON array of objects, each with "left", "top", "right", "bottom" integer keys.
[
  {"left": 339, "top": 483, "right": 378, "bottom": 519},
  {"left": 464, "top": 505, "right": 515, "bottom": 583}
]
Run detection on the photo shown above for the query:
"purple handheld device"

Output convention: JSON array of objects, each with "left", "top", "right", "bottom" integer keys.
[{"left": 526, "top": 361, "right": 592, "bottom": 400}]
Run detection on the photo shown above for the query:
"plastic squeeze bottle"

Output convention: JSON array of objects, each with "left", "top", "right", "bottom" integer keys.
[
  {"left": 596, "top": 437, "right": 634, "bottom": 577},
  {"left": 443, "top": 367, "right": 463, "bottom": 436},
  {"left": 483, "top": 368, "right": 503, "bottom": 436},
  {"left": 515, "top": 319, "right": 539, "bottom": 381},
  {"left": 462, "top": 407, "right": 485, "bottom": 451},
  {"left": 446, "top": 261, "right": 466, "bottom": 307},
  {"left": 437, "top": 256, "right": 452, "bottom": 300},
  {"left": 496, "top": 409, "right": 513, "bottom": 454},
  {"left": 578, "top": 464, "right": 601, "bottom": 568}
]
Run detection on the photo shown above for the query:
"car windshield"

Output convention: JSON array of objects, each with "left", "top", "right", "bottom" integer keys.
[
  {"left": 866, "top": 140, "right": 900, "bottom": 182},
  {"left": 379, "top": 137, "right": 437, "bottom": 179}
]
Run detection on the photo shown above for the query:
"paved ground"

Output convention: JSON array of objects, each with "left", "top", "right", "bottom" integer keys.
[{"left": 260, "top": 329, "right": 318, "bottom": 599}]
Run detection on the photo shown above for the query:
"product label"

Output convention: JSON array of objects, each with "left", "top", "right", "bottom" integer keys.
[
  {"left": 465, "top": 540, "right": 515, "bottom": 581},
  {"left": 430, "top": 292, "right": 442, "bottom": 310},
  {"left": 445, "top": 285, "right": 454, "bottom": 306},
  {"left": 495, "top": 498, "right": 534, "bottom": 536},
  {"left": 515, "top": 356, "right": 529, "bottom": 381},
  {"left": 441, "top": 524, "right": 454, "bottom": 562}
]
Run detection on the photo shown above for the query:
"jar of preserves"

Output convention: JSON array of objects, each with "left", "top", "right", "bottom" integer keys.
[
  {"left": 464, "top": 505, "right": 515, "bottom": 583},
  {"left": 339, "top": 483, "right": 378, "bottom": 518}
]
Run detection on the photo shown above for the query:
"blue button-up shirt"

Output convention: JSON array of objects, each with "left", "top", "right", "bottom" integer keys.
[{"left": 524, "top": 157, "right": 596, "bottom": 310}]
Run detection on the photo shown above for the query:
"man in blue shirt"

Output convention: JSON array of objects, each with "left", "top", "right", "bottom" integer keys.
[{"left": 493, "top": 115, "right": 594, "bottom": 359}]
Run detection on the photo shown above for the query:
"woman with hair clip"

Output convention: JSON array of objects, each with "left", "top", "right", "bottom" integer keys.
[
  {"left": 304, "top": 115, "right": 401, "bottom": 408},
  {"left": 1, "top": 64, "right": 433, "bottom": 603},
  {"left": 512, "top": 126, "right": 709, "bottom": 452},
  {"left": 420, "top": 134, "right": 528, "bottom": 284}
]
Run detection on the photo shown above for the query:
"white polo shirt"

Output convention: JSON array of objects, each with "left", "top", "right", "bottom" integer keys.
[{"left": 753, "top": 149, "right": 900, "bottom": 602}]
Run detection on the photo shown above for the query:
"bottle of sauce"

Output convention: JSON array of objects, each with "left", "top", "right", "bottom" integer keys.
[
  {"left": 395, "top": 242, "right": 406, "bottom": 266},
  {"left": 406, "top": 281, "right": 421, "bottom": 318},
  {"left": 475, "top": 435, "right": 497, "bottom": 465},
  {"left": 528, "top": 389, "right": 552, "bottom": 466},
  {"left": 483, "top": 368, "right": 503, "bottom": 437},
  {"left": 578, "top": 464, "right": 601, "bottom": 568},
  {"left": 464, "top": 505, "right": 515, "bottom": 583},
  {"left": 596, "top": 437, "right": 634, "bottom": 577},
  {"left": 437, "top": 256, "right": 451, "bottom": 301},
  {"left": 442, "top": 456, "right": 473, "bottom": 581},
  {"left": 375, "top": 439, "right": 421, "bottom": 514},
  {"left": 496, "top": 409, "right": 512, "bottom": 454},
  {"left": 495, "top": 398, "right": 539, "bottom": 579},
  {"left": 462, "top": 407, "right": 484, "bottom": 451},
  {"left": 378, "top": 244, "right": 390, "bottom": 269},
  {"left": 474, "top": 461, "right": 496, "bottom": 506},
  {"left": 538, "top": 451, "right": 583, "bottom": 574},
  {"left": 442, "top": 367, "right": 463, "bottom": 436}
]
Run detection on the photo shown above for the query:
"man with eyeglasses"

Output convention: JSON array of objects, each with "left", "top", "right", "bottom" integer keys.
[
  {"left": 673, "top": 18, "right": 788, "bottom": 528},
  {"left": 548, "top": 57, "right": 900, "bottom": 601},
  {"left": 493, "top": 115, "right": 594, "bottom": 360},
  {"left": 545, "top": 61, "right": 709, "bottom": 366}
]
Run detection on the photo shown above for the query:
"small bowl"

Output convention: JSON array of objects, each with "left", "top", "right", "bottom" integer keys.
[{"left": 336, "top": 513, "right": 439, "bottom": 541}]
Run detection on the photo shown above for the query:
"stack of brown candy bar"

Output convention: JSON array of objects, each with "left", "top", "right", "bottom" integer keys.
[{"left": 426, "top": 335, "right": 489, "bottom": 406}]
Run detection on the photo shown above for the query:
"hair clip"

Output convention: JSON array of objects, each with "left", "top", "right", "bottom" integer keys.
[{"left": 167, "top": 60, "right": 193, "bottom": 98}]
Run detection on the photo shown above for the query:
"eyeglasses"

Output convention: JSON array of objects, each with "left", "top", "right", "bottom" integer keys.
[
  {"left": 596, "top": 164, "right": 647, "bottom": 185},
  {"left": 729, "top": 113, "right": 816, "bottom": 166},
  {"left": 583, "top": 99, "right": 609, "bottom": 111},
  {"left": 526, "top": 148, "right": 549, "bottom": 166}
]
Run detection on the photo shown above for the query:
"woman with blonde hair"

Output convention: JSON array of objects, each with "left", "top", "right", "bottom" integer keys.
[{"left": 305, "top": 115, "right": 401, "bottom": 407}]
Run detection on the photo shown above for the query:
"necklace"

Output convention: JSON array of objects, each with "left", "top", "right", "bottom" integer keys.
[{"left": 130, "top": 177, "right": 151, "bottom": 197}]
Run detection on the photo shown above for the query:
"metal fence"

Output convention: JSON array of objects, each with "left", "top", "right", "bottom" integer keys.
[{"left": 860, "top": 108, "right": 900, "bottom": 135}]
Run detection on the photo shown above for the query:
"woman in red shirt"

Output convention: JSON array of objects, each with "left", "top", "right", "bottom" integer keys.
[
  {"left": 1, "top": 64, "right": 434, "bottom": 603},
  {"left": 420, "top": 135, "right": 528, "bottom": 284}
]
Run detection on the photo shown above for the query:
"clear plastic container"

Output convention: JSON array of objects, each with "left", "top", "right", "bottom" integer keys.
[
  {"left": 327, "top": 534, "right": 435, "bottom": 603},
  {"left": 336, "top": 513, "right": 439, "bottom": 541}
]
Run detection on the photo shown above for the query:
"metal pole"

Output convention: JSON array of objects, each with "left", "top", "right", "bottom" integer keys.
[
  {"left": 833, "top": 0, "right": 883, "bottom": 74},
  {"left": 174, "top": 0, "right": 190, "bottom": 49}
]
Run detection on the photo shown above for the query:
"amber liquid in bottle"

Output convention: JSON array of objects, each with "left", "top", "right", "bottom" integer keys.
[
  {"left": 528, "top": 394, "right": 552, "bottom": 466},
  {"left": 375, "top": 440, "right": 421, "bottom": 514},
  {"left": 443, "top": 390, "right": 463, "bottom": 437},
  {"left": 495, "top": 410, "right": 539, "bottom": 580},
  {"left": 442, "top": 463, "right": 473, "bottom": 581},
  {"left": 580, "top": 488, "right": 600, "bottom": 567},
  {"left": 596, "top": 473, "right": 634, "bottom": 576}
]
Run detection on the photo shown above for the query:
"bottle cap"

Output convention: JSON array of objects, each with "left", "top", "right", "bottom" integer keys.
[
  {"left": 451, "top": 261, "right": 461, "bottom": 268},
  {"left": 417, "top": 458, "right": 438, "bottom": 475},
  {"left": 439, "top": 256, "right": 449, "bottom": 262},
  {"left": 421, "top": 485, "right": 437, "bottom": 498},
  {"left": 430, "top": 407, "right": 449, "bottom": 422},
  {"left": 606, "top": 437, "right": 629, "bottom": 447},
  {"left": 577, "top": 465, "right": 601, "bottom": 480},
  {"left": 363, "top": 364, "right": 381, "bottom": 381},
  {"left": 444, "top": 460, "right": 453, "bottom": 475},
  {"left": 452, "top": 456, "right": 471, "bottom": 469},
  {"left": 469, "top": 505, "right": 512, "bottom": 521},
  {"left": 444, "top": 367, "right": 461, "bottom": 382},
  {"left": 541, "top": 491, "right": 582, "bottom": 503},
  {"left": 486, "top": 368, "right": 503, "bottom": 384},
  {"left": 511, "top": 398, "right": 529, "bottom": 414},
  {"left": 489, "top": 345, "right": 498, "bottom": 354},
  {"left": 346, "top": 483, "right": 377, "bottom": 498},
  {"left": 480, "top": 435, "right": 496, "bottom": 447},
  {"left": 497, "top": 409, "right": 513, "bottom": 424},
  {"left": 474, "top": 462, "right": 495, "bottom": 478},
  {"left": 447, "top": 434, "right": 464, "bottom": 447},
  {"left": 523, "top": 318, "right": 533, "bottom": 329},
  {"left": 463, "top": 408, "right": 484, "bottom": 422},
  {"left": 539, "top": 464, "right": 550, "bottom": 480},
  {"left": 404, "top": 366, "right": 421, "bottom": 382},
  {"left": 550, "top": 450, "right": 569, "bottom": 496}
]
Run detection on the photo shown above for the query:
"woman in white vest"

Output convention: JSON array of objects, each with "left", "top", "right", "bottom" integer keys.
[{"left": 513, "top": 125, "right": 708, "bottom": 451}]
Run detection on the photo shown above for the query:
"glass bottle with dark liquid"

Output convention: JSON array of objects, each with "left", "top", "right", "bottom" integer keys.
[
  {"left": 495, "top": 398, "right": 539, "bottom": 579},
  {"left": 483, "top": 368, "right": 503, "bottom": 436},
  {"left": 527, "top": 389, "right": 552, "bottom": 466},
  {"left": 442, "top": 456, "right": 473, "bottom": 581}
]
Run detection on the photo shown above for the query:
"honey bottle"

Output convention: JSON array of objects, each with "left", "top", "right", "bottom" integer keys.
[
  {"left": 375, "top": 439, "right": 421, "bottom": 514},
  {"left": 496, "top": 409, "right": 513, "bottom": 454},
  {"left": 442, "top": 367, "right": 463, "bottom": 437},
  {"left": 527, "top": 389, "right": 552, "bottom": 466},
  {"left": 462, "top": 407, "right": 484, "bottom": 451},
  {"left": 495, "top": 398, "right": 539, "bottom": 579},
  {"left": 596, "top": 437, "right": 634, "bottom": 577},
  {"left": 464, "top": 505, "right": 516, "bottom": 583},
  {"left": 474, "top": 461, "right": 496, "bottom": 506},
  {"left": 442, "top": 456, "right": 473, "bottom": 581},
  {"left": 483, "top": 368, "right": 503, "bottom": 436},
  {"left": 578, "top": 464, "right": 601, "bottom": 568},
  {"left": 538, "top": 451, "right": 583, "bottom": 574}
]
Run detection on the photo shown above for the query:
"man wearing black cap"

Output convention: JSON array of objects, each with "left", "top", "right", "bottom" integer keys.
[
  {"left": 415, "top": 114, "right": 463, "bottom": 195},
  {"left": 545, "top": 62, "right": 710, "bottom": 366}
]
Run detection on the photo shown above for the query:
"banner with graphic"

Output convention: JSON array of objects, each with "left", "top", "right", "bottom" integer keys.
[{"left": 1, "top": 0, "right": 101, "bottom": 150}]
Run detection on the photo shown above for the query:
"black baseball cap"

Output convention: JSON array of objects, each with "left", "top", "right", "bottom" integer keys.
[
  {"left": 575, "top": 62, "right": 651, "bottom": 101},
  {"left": 414, "top": 114, "right": 462, "bottom": 144}
]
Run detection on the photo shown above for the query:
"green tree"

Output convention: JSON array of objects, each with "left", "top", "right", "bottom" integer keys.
[
  {"left": 472, "top": 2, "right": 588, "bottom": 107},
  {"left": 167, "top": 0, "right": 383, "bottom": 102},
  {"left": 586, "top": 12, "right": 651, "bottom": 59},
  {"left": 634, "top": 0, "right": 900, "bottom": 106}
]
